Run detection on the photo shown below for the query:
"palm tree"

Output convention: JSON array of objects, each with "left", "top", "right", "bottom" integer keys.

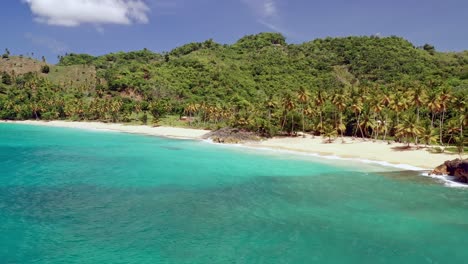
[
  {"left": 438, "top": 86, "right": 452, "bottom": 145},
  {"left": 265, "top": 96, "right": 277, "bottom": 124},
  {"left": 427, "top": 91, "right": 441, "bottom": 129},
  {"left": 395, "top": 114, "right": 424, "bottom": 147},
  {"left": 389, "top": 91, "right": 407, "bottom": 127},
  {"left": 451, "top": 93, "right": 467, "bottom": 145},
  {"left": 408, "top": 83, "right": 427, "bottom": 144},
  {"left": 332, "top": 91, "right": 348, "bottom": 141},
  {"left": 322, "top": 123, "right": 338, "bottom": 143},
  {"left": 314, "top": 89, "right": 327, "bottom": 135},
  {"left": 297, "top": 87, "right": 310, "bottom": 137},
  {"left": 281, "top": 94, "right": 296, "bottom": 134},
  {"left": 409, "top": 83, "right": 427, "bottom": 122},
  {"left": 421, "top": 127, "right": 439, "bottom": 147},
  {"left": 184, "top": 103, "right": 198, "bottom": 126},
  {"left": 350, "top": 97, "right": 363, "bottom": 138}
]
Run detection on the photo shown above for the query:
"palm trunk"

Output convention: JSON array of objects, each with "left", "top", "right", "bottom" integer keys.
[
  {"left": 340, "top": 112, "right": 344, "bottom": 140},
  {"left": 431, "top": 112, "right": 435, "bottom": 129},
  {"left": 302, "top": 107, "right": 306, "bottom": 137},
  {"left": 383, "top": 115, "right": 388, "bottom": 141},
  {"left": 319, "top": 111, "right": 323, "bottom": 135},
  {"left": 440, "top": 108, "right": 446, "bottom": 146},
  {"left": 415, "top": 107, "right": 420, "bottom": 145},
  {"left": 291, "top": 113, "right": 295, "bottom": 135},
  {"left": 281, "top": 110, "right": 287, "bottom": 132},
  {"left": 358, "top": 113, "right": 365, "bottom": 140}
]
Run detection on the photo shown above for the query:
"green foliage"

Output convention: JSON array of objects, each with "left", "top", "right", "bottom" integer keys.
[
  {"left": 58, "top": 53, "right": 95, "bottom": 66},
  {"left": 1, "top": 33, "right": 467, "bottom": 149},
  {"left": 1, "top": 72, "right": 12, "bottom": 85},
  {"left": 41, "top": 65, "right": 50, "bottom": 74}
]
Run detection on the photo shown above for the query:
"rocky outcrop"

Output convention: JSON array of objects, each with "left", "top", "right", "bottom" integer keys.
[
  {"left": 430, "top": 159, "right": 468, "bottom": 183},
  {"left": 203, "top": 128, "right": 261, "bottom": 144}
]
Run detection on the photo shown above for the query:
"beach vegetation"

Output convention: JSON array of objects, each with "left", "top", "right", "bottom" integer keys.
[{"left": 0, "top": 33, "right": 466, "bottom": 149}]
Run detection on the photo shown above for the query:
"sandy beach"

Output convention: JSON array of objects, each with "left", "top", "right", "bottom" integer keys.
[
  {"left": 2, "top": 120, "right": 463, "bottom": 170},
  {"left": 245, "top": 136, "right": 462, "bottom": 170},
  {"left": 0, "top": 120, "right": 210, "bottom": 140}
]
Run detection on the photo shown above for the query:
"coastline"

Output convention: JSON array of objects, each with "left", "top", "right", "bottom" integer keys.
[
  {"left": 244, "top": 136, "right": 461, "bottom": 170},
  {"left": 0, "top": 120, "right": 210, "bottom": 140},
  {"left": 1, "top": 120, "right": 462, "bottom": 170}
]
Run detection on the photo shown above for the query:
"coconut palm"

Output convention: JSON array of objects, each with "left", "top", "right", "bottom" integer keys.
[
  {"left": 438, "top": 86, "right": 452, "bottom": 145},
  {"left": 281, "top": 94, "right": 296, "bottom": 134},
  {"left": 322, "top": 123, "right": 338, "bottom": 143},
  {"left": 421, "top": 127, "right": 439, "bottom": 147},
  {"left": 314, "top": 89, "right": 327, "bottom": 135},
  {"left": 395, "top": 114, "right": 424, "bottom": 147},
  {"left": 349, "top": 97, "right": 364, "bottom": 138},
  {"left": 297, "top": 87, "right": 310, "bottom": 137},
  {"left": 427, "top": 91, "right": 441, "bottom": 129},
  {"left": 332, "top": 91, "right": 348, "bottom": 140},
  {"left": 265, "top": 96, "right": 277, "bottom": 124}
]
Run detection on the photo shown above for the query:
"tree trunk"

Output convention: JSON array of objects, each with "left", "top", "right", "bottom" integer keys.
[
  {"left": 440, "top": 108, "right": 446, "bottom": 146},
  {"left": 383, "top": 115, "right": 388, "bottom": 141},
  {"left": 415, "top": 107, "right": 420, "bottom": 145},
  {"left": 358, "top": 113, "right": 365, "bottom": 140},
  {"left": 302, "top": 107, "right": 306, "bottom": 138},
  {"left": 291, "top": 113, "right": 295, "bottom": 135}
]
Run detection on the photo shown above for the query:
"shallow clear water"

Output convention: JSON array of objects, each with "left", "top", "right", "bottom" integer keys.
[{"left": 1, "top": 124, "right": 467, "bottom": 264}]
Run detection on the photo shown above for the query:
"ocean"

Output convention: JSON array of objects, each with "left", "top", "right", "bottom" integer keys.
[{"left": 1, "top": 123, "right": 467, "bottom": 264}]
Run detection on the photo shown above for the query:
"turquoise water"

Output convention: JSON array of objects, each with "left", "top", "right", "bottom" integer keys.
[{"left": 1, "top": 124, "right": 468, "bottom": 264}]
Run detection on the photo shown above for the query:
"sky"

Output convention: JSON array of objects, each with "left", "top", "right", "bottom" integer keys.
[{"left": 1, "top": 0, "right": 467, "bottom": 63}]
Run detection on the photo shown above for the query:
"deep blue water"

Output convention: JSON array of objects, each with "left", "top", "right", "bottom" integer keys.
[{"left": 1, "top": 123, "right": 467, "bottom": 264}]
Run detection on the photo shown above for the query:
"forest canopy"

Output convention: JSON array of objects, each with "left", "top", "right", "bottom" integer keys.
[{"left": 1, "top": 33, "right": 467, "bottom": 147}]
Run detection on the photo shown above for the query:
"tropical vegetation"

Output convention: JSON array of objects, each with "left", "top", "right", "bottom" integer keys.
[{"left": 0, "top": 33, "right": 467, "bottom": 149}]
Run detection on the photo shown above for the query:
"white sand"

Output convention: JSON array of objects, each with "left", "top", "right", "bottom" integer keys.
[
  {"left": 2, "top": 120, "right": 462, "bottom": 170},
  {"left": 246, "top": 135, "right": 463, "bottom": 170},
  {"left": 1, "top": 120, "right": 210, "bottom": 140}
]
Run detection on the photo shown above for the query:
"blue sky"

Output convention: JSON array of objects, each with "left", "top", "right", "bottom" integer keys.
[{"left": 2, "top": 0, "right": 467, "bottom": 63}]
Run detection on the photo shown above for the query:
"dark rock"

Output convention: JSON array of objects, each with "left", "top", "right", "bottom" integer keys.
[
  {"left": 430, "top": 159, "right": 468, "bottom": 183},
  {"left": 203, "top": 128, "right": 261, "bottom": 144}
]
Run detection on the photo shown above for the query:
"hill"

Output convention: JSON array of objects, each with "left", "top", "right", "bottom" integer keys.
[{"left": 0, "top": 33, "right": 467, "bottom": 146}]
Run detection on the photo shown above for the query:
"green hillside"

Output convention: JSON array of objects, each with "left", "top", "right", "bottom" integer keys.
[{"left": 1, "top": 33, "right": 467, "bottom": 147}]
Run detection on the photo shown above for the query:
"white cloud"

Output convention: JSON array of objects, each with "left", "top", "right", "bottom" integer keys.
[
  {"left": 242, "top": 0, "right": 293, "bottom": 36},
  {"left": 25, "top": 33, "right": 69, "bottom": 54},
  {"left": 23, "top": 0, "right": 150, "bottom": 27},
  {"left": 242, "top": 0, "right": 278, "bottom": 18}
]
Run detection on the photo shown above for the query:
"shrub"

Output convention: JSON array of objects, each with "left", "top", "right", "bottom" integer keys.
[{"left": 41, "top": 65, "right": 50, "bottom": 74}]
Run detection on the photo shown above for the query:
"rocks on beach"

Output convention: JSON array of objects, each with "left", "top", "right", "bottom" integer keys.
[
  {"left": 430, "top": 159, "right": 468, "bottom": 183},
  {"left": 203, "top": 127, "right": 261, "bottom": 144}
]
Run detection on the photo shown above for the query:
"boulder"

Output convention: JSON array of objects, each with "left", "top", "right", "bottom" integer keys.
[
  {"left": 430, "top": 159, "right": 468, "bottom": 183},
  {"left": 203, "top": 128, "right": 260, "bottom": 144}
]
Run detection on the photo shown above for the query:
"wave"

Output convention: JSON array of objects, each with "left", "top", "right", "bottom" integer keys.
[{"left": 202, "top": 139, "right": 467, "bottom": 188}]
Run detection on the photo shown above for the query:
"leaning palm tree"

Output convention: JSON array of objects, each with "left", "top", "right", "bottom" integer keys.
[{"left": 297, "top": 87, "right": 310, "bottom": 137}]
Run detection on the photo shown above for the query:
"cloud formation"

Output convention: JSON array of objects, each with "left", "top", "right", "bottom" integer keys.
[
  {"left": 23, "top": 0, "right": 150, "bottom": 27},
  {"left": 242, "top": 0, "right": 278, "bottom": 19},
  {"left": 241, "top": 0, "right": 291, "bottom": 35}
]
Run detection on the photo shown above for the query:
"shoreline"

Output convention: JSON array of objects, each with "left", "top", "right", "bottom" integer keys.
[
  {"left": 1, "top": 120, "right": 463, "bottom": 171},
  {"left": 0, "top": 120, "right": 210, "bottom": 140}
]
